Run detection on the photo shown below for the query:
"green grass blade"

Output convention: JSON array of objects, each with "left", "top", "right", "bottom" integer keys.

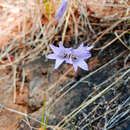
[{"left": 41, "top": 101, "right": 46, "bottom": 130}]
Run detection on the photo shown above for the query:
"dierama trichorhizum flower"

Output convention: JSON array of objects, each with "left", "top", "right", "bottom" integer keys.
[
  {"left": 56, "top": 0, "right": 68, "bottom": 22},
  {"left": 47, "top": 42, "right": 93, "bottom": 72},
  {"left": 46, "top": 42, "right": 72, "bottom": 69},
  {"left": 69, "top": 43, "right": 93, "bottom": 71}
]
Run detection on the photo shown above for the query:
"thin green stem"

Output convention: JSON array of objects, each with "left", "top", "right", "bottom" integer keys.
[{"left": 41, "top": 101, "right": 46, "bottom": 130}]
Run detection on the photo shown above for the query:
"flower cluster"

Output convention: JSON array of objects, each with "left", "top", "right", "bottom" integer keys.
[
  {"left": 56, "top": 0, "right": 68, "bottom": 22},
  {"left": 46, "top": 42, "right": 93, "bottom": 72}
]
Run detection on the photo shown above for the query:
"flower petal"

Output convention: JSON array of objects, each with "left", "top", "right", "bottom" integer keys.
[
  {"left": 81, "top": 52, "right": 92, "bottom": 59},
  {"left": 84, "top": 45, "right": 94, "bottom": 51},
  {"left": 54, "top": 58, "right": 64, "bottom": 69},
  {"left": 58, "top": 41, "right": 66, "bottom": 51},
  {"left": 50, "top": 44, "right": 59, "bottom": 54},
  {"left": 65, "top": 58, "right": 71, "bottom": 64},
  {"left": 78, "top": 42, "right": 84, "bottom": 48},
  {"left": 59, "top": 41, "right": 63, "bottom": 48},
  {"left": 72, "top": 44, "right": 93, "bottom": 60},
  {"left": 77, "top": 60, "right": 89, "bottom": 71},
  {"left": 69, "top": 58, "right": 78, "bottom": 71},
  {"left": 72, "top": 43, "right": 84, "bottom": 54},
  {"left": 59, "top": 41, "right": 72, "bottom": 53},
  {"left": 56, "top": 0, "right": 68, "bottom": 22},
  {"left": 46, "top": 54, "right": 57, "bottom": 59},
  {"left": 73, "top": 63, "right": 78, "bottom": 72}
]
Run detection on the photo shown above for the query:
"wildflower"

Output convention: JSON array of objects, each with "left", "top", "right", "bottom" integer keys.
[
  {"left": 47, "top": 42, "right": 93, "bottom": 72},
  {"left": 56, "top": 0, "right": 68, "bottom": 22},
  {"left": 69, "top": 43, "right": 93, "bottom": 71},
  {"left": 46, "top": 42, "right": 71, "bottom": 69}
]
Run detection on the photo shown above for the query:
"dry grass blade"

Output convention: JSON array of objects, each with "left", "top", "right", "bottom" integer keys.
[
  {"left": 92, "top": 19, "right": 124, "bottom": 47},
  {"left": 106, "top": 97, "right": 130, "bottom": 129},
  {"left": 94, "top": 29, "right": 130, "bottom": 50},
  {"left": 58, "top": 69, "right": 130, "bottom": 128},
  {"left": 62, "top": 2, "right": 71, "bottom": 43},
  {"left": 114, "top": 31, "right": 130, "bottom": 51},
  {"left": 0, "top": 0, "right": 129, "bottom": 129},
  {"left": 13, "top": 65, "right": 17, "bottom": 103},
  {"left": 0, "top": 104, "right": 55, "bottom": 129},
  {"left": 56, "top": 51, "right": 127, "bottom": 127}
]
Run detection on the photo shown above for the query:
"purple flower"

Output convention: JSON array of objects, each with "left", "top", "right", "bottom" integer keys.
[
  {"left": 46, "top": 42, "right": 93, "bottom": 72},
  {"left": 46, "top": 42, "right": 71, "bottom": 69},
  {"left": 56, "top": 0, "right": 68, "bottom": 22},
  {"left": 69, "top": 43, "right": 93, "bottom": 71}
]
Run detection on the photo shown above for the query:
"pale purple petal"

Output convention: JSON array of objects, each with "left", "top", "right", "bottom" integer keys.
[
  {"left": 50, "top": 44, "right": 59, "bottom": 54},
  {"left": 77, "top": 60, "right": 89, "bottom": 71},
  {"left": 59, "top": 42, "right": 72, "bottom": 53},
  {"left": 81, "top": 52, "right": 92, "bottom": 59},
  {"left": 71, "top": 50, "right": 91, "bottom": 60},
  {"left": 68, "top": 58, "right": 78, "bottom": 71},
  {"left": 78, "top": 42, "right": 84, "bottom": 48},
  {"left": 84, "top": 45, "right": 94, "bottom": 51},
  {"left": 59, "top": 41, "right": 64, "bottom": 48},
  {"left": 80, "top": 42, "right": 94, "bottom": 51},
  {"left": 65, "top": 58, "right": 71, "bottom": 64},
  {"left": 58, "top": 42, "right": 72, "bottom": 60},
  {"left": 56, "top": 0, "right": 68, "bottom": 22},
  {"left": 46, "top": 54, "right": 57, "bottom": 59},
  {"left": 73, "top": 43, "right": 93, "bottom": 53},
  {"left": 54, "top": 58, "right": 64, "bottom": 69},
  {"left": 72, "top": 43, "right": 84, "bottom": 54},
  {"left": 72, "top": 43, "right": 93, "bottom": 60},
  {"left": 76, "top": 43, "right": 84, "bottom": 49},
  {"left": 73, "top": 63, "right": 78, "bottom": 72}
]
